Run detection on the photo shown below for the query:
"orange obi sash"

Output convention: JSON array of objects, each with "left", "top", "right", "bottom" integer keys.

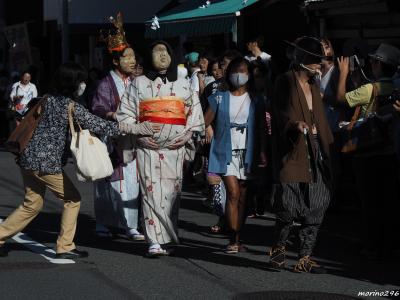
[{"left": 139, "top": 97, "right": 186, "bottom": 125}]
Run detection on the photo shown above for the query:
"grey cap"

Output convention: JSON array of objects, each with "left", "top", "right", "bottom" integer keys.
[{"left": 369, "top": 43, "right": 400, "bottom": 66}]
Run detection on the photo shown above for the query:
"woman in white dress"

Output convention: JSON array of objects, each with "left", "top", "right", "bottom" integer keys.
[{"left": 204, "top": 57, "right": 266, "bottom": 253}]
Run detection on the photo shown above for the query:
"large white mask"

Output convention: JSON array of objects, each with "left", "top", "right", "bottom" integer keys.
[
  {"left": 115, "top": 47, "right": 136, "bottom": 75},
  {"left": 152, "top": 44, "right": 171, "bottom": 71}
]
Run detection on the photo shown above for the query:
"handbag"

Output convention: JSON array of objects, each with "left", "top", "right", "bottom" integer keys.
[
  {"left": 68, "top": 102, "right": 114, "bottom": 182},
  {"left": 5, "top": 96, "right": 47, "bottom": 155},
  {"left": 341, "top": 83, "right": 388, "bottom": 153}
]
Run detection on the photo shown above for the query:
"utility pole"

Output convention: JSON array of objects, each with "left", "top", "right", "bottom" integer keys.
[{"left": 62, "top": 0, "right": 69, "bottom": 62}]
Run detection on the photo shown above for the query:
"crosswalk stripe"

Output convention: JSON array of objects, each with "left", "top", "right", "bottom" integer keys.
[{"left": 0, "top": 218, "right": 75, "bottom": 264}]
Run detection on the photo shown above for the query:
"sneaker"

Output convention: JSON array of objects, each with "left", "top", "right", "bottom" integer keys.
[
  {"left": 126, "top": 229, "right": 145, "bottom": 241},
  {"left": 0, "top": 246, "right": 7, "bottom": 257},
  {"left": 55, "top": 249, "right": 89, "bottom": 259},
  {"left": 293, "top": 256, "right": 326, "bottom": 274},
  {"left": 269, "top": 246, "right": 285, "bottom": 269}
]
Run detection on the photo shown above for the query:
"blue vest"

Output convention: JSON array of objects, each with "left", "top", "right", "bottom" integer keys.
[{"left": 208, "top": 91, "right": 256, "bottom": 174}]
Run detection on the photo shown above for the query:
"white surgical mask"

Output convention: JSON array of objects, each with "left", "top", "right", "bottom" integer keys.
[
  {"left": 300, "top": 64, "right": 322, "bottom": 81},
  {"left": 229, "top": 73, "right": 249, "bottom": 88},
  {"left": 77, "top": 82, "right": 86, "bottom": 96}
]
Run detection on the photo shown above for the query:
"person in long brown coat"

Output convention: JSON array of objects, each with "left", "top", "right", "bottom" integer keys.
[{"left": 269, "top": 37, "right": 333, "bottom": 273}]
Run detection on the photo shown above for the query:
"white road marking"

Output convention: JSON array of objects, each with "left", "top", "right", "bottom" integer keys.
[{"left": 0, "top": 218, "right": 75, "bottom": 264}]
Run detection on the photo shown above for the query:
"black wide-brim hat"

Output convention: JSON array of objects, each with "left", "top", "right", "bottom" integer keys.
[
  {"left": 368, "top": 43, "right": 400, "bottom": 66},
  {"left": 285, "top": 36, "right": 327, "bottom": 65}
]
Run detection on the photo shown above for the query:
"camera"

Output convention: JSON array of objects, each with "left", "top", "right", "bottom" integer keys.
[{"left": 349, "top": 55, "right": 365, "bottom": 72}]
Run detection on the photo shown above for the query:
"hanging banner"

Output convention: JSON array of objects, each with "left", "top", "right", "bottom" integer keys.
[{"left": 3, "top": 23, "right": 32, "bottom": 72}]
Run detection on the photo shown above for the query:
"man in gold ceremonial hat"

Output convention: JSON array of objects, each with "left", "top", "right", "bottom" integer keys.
[{"left": 91, "top": 12, "right": 145, "bottom": 241}]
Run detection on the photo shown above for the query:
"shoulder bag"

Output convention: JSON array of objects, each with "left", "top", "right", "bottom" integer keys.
[
  {"left": 68, "top": 102, "right": 114, "bottom": 182},
  {"left": 5, "top": 96, "right": 47, "bottom": 155}
]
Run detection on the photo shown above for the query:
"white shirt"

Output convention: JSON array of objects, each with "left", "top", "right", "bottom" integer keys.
[
  {"left": 245, "top": 52, "right": 272, "bottom": 65},
  {"left": 229, "top": 92, "right": 251, "bottom": 150},
  {"left": 110, "top": 70, "right": 131, "bottom": 98},
  {"left": 320, "top": 65, "right": 335, "bottom": 94},
  {"left": 190, "top": 68, "right": 201, "bottom": 93},
  {"left": 10, "top": 81, "right": 38, "bottom": 114}
]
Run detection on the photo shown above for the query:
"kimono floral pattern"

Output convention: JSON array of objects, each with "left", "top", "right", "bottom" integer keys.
[{"left": 117, "top": 75, "right": 205, "bottom": 245}]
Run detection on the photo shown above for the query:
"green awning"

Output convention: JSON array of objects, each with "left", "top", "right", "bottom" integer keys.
[{"left": 145, "top": 0, "right": 259, "bottom": 39}]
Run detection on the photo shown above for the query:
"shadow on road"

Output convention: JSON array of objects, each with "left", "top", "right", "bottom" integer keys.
[{"left": 2, "top": 200, "right": 399, "bottom": 289}]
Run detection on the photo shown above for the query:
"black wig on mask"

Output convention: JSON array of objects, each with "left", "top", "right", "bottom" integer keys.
[{"left": 144, "top": 40, "right": 177, "bottom": 82}]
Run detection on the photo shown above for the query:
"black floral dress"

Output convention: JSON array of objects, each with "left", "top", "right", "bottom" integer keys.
[{"left": 19, "top": 95, "right": 120, "bottom": 175}]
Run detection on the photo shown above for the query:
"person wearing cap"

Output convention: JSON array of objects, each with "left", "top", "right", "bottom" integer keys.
[
  {"left": 337, "top": 43, "right": 400, "bottom": 259},
  {"left": 337, "top": 43, "right": 400, "bottom": 116},
  {"left": 269, "top": 36, "right": 333, "bottom": 273},
  {"left": 185, "top": 52, "right": 201, "bottom": 95},
  {"left": 117, "top": 41, "right": 204, "bottom": 256},
  {"left": 91, "top": 12, "right": 145, "bottom": 241}
]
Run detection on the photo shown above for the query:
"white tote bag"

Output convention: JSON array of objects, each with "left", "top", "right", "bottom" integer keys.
[{"left": 68, "top": 103, "right": 114, "bottom": 182}]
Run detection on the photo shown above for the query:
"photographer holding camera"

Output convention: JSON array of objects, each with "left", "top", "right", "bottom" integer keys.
[{"left": 337, "top": 43, "right": 400, "bottom": 260}]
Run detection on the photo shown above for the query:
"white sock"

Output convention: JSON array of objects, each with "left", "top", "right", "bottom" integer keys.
[{"left": 149, "top": 243, "right": 161, "bottom": 250}]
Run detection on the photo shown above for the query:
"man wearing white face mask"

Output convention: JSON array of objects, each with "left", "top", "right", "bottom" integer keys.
[
  {"left": 204, "top": 57, "right": 266, "bottom": 254},
  {"left": 269, "top": 37, "right": 333, "bottom": 273}
]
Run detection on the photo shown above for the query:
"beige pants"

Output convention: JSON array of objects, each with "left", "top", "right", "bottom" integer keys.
[{"left": 0, "top": 169, "right": 81, "bottom": 253}]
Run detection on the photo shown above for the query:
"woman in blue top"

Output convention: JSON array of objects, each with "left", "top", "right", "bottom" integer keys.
[{"left": 204, "top": 57, "right": 266, "bottom": 253}]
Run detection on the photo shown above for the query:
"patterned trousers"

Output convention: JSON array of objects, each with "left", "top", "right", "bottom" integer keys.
[{"left": 272, "top": 163, "right": 330, "bottom": 257}]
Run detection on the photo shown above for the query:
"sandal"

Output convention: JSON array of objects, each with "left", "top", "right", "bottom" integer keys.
[
  {"left": 248, "top": 213, "right": 260, "bottom": 219},
  {"left": 146, "top": 244, "right": 170, "bottom": 257},
  {"left": 225, "top": 244, "right": 239, "bottom": 254},
  {"left": 210, "top": 218, "right": 226, "bottom": 233},
  {"left": 126, "top": 229, "right": 145, "bottom": 241},
  {"left": 211, "top": 224, "right": 223, "bottom": 233}
]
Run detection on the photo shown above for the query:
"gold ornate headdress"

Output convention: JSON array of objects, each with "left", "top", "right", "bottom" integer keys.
[{"left": 100, "top": 12, "right": 129, "bottom": 53}]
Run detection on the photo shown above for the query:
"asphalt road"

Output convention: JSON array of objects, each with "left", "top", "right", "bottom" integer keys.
[{"left": 0, "top": 151, "right": 399, "bottom": 300}]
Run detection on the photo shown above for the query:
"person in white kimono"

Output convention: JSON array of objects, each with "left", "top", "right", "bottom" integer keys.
[
  {"left": 91, "top": 12, "right": 144, "bottom": 240},
  {"left": 117, "top": 41, "right": 205, "bottom": 256}
]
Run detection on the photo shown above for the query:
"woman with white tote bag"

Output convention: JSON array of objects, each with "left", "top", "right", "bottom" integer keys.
[{"left": 0, "top": 62, "right": 158, "bottom": 259}]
